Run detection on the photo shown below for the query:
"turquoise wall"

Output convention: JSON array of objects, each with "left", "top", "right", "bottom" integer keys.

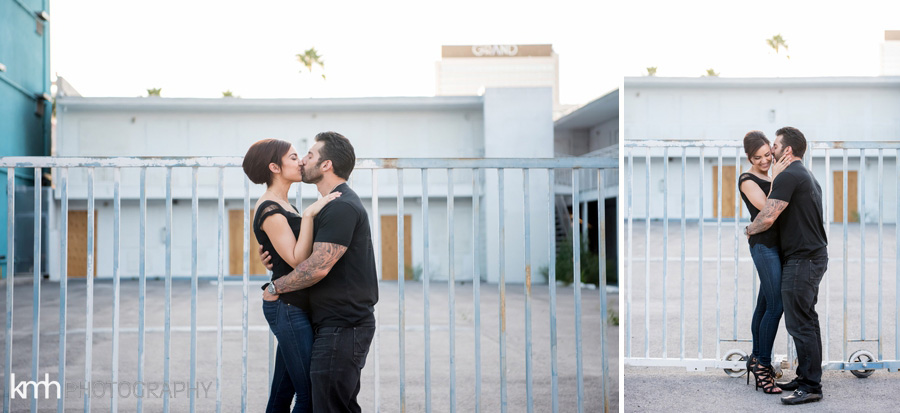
[{"left": 1, "top": 0, "right": 51, "bottom": 275}]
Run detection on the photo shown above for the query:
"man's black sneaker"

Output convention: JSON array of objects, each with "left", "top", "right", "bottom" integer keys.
[
  {"left": 776, "top": 378, "right": 800, "bottom": 391},
  {"left": 781, "top": 390, "right": 823, "bottom": 405}
]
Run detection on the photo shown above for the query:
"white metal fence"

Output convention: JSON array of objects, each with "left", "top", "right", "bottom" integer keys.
[
  {"left": 1, "top": 156, "right": 616, "bottom": 413},
  {"left": 624, "top": 140, "right": 900, "bottom": 378}
]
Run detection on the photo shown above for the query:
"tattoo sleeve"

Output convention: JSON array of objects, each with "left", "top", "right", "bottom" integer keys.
[
  {"left": 746, "top": 199, "right": 788, "bottom": 235},
  {"left": 273, "top": 242, "right": 347, "bottom": 293}
]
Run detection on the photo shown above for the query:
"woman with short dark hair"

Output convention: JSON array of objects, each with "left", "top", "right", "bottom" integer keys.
[
  {"left": 739, "top": 130, "right": 787, "bottom": 394},
  {"left": 242, "top": 138, "right": 340, "bottom": 412}
]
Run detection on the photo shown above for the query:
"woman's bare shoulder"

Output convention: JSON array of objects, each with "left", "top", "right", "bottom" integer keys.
[
  {"left": 255, "top": 196, "right": 281, "bottom": 210},
  {"left": 253, "top": 197, "right": 265, "bottom": 210},
  {"left": 253, "top": 197, "right": 283, "bottom": 220}
]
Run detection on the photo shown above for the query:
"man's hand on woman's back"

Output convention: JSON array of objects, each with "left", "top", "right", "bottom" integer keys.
[{"left": 259, "top": 244, "right": 273, "bottom": 271}]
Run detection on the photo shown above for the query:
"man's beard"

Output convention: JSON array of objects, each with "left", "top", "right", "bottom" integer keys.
[{"left": 301, "top": 163, "right": 323, "bottom": 184}]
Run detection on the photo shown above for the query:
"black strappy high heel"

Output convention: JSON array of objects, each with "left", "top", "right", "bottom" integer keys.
[
  {"left": 745, "top": 355, "right": 758, "bottom": 385},
  {"left": 751, "top": 363, "right": 783, "bottom": 394}
]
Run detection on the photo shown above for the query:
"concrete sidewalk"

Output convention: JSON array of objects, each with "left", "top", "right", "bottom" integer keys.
[
  {"left": 1, "top": 278, "right": 617, "bottom": 412},
  {"left": 625, "top": 367, "right": 900, "bottom": 412}
]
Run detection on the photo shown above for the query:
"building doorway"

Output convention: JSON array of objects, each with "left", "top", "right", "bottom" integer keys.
[
  {"left": 67, "top": 210, "right": 98, "bottom": 277},
  {"left": 381, "top": 215, "right": 412, "bottom": 281},
  {"left": 833, "top": 171, "right": 859, "bottom": 222},
  {"left": 229, "top": 209, "right": 267, "bottom": 275},
  {"left": 712, "top": 165, "right": 742, "bottom": 218}
]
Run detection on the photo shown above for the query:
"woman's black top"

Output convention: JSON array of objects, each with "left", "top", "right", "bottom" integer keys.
[
  {"left": 739, "top": 173, "right": 779, "bottom": 248},
  {"left": 253, "top": 200, "right": 309, "bottom": 310}
]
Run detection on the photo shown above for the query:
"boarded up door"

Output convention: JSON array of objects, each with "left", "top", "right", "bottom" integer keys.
[
  {"left": 67, "top": 210, "right": 98, "bottom": 277},
  {"left": 381, "top": 215, "right": 412, "bottom": 281},
  {"left": 712, "top": 166, "right": 740, "bottom": 218},
  {"left": 833, "top": 171, "right": 859, "bottom": 223},
  {"left": 229, "top": 209, "right": 267, "bottom": 275}
]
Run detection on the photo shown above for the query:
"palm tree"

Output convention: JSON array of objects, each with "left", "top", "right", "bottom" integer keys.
[
  {"left": 766, "top": 34, "right": 790, "bottom": 59},
  {"left": 646, "top": 67, "right": 657, "bottom": 76},
  {"left": 297, "top": 47, "right": 326, "bottom": 80},
  {"left": 147, "top": 88, "right": 162, "bottom": 97},
  {"left": 704, "top": 68, "right": 719, "bottom": 77}
]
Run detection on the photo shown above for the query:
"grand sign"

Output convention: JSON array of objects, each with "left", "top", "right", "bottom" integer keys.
[
  {"left": 442, "top": 44, "right": 553, "bottom": 58},
  {"left": 472, "top": 45, "right": 518, "bottom": 56}
]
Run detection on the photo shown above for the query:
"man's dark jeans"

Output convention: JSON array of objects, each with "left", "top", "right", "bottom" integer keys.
[
  {"left": 310, "top": 326, "right": 376, "bottom": 413},
  {"left": 781, "top": 256, "right": 828, "bottom": 394}
]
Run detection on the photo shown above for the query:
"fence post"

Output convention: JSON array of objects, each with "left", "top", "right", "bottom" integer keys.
[{"left": 57, "top": 168, "right": 68, "bottom": 413}]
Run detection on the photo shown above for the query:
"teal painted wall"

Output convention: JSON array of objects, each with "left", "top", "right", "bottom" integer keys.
[{"left": 1, "top": 0, "right": 51, "bottom": 274}]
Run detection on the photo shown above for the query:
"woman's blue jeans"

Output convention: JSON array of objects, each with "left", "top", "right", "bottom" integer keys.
[
  {"left": 749, "top": 243, "right": 784, "bottom": 366},
  {"left": 263, "top": 300, "right": 314, "bottom": 413}
]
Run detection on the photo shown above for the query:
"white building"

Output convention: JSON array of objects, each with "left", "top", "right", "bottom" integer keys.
[
  {"left": 882, "top": 30, "right": 900, "bottom": 76},
  {"left": 624, "top": 76, "right": 900, "bottom": 223},
  {"left": 554, "top": 89, "right": 619, "bottom": 267},
  {"left": 555, "top": 89, "right": 618, "bottom": 157},
  {"left": 46, "top": 88, "right": 580, "bottom": 283},
  {"left": 436, "top": 44, "right": 572, "bottom": 118}
]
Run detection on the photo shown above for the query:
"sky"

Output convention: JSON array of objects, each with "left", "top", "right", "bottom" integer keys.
[
  {"left": 50, "top": 0, "right": 606, "bottom": 104},
  {"left": 50, "top": 0, "right": 900, "bottom": 105},
  {"left": 602, "top": 0, "right": 900, "bottom": 79}
]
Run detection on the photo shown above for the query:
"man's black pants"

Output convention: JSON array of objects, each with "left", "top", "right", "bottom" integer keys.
[
  {"left": 781, "top": 256, "right": 828, "bottom": 394},
  {"left": 310, "top": 326, "right": 376, "bottom": 413}
]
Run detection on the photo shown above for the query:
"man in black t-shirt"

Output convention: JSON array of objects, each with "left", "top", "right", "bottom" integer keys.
[
  {"left": 266, "top": 131, "right": 378, "bottom": 413},
  {"left": 745, "top": 126, "right": 828, "bottom": 405}
]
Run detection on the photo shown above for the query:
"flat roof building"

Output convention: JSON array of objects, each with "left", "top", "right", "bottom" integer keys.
[
  {"left": 624, "top": 76, "right": 900, "bottom": 223},
  {"left": 882, "top": 30, "right": 900, "bottom": 76},
  {"left": 42, "top": 88, "right": 570, "bottom": 283},
  {"left": 436, "top": 44, "right": 569, "bottom": 118}
]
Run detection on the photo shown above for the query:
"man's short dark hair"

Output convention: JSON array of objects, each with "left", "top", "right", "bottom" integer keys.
[
  {"left": 776, "top": 126, "right": 807, "bottom": 159},
  {"left": 315, "top": 131, "right": 355, "bottom": 180}
]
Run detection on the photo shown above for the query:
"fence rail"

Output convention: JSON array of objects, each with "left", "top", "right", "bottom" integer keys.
[
  {"left": 1, "top": 156, "right": 615, "bottom": 413},
  {"left": 624, "top": 140, "right": 900, "bottom": 378}
]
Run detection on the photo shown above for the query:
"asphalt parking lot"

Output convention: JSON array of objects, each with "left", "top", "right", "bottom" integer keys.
[
  {"left": 624, "top": 221, "right": 900, "bottom": 412},
  {"left": 1, "top": 278, "right": 617, "bottom": 412}
]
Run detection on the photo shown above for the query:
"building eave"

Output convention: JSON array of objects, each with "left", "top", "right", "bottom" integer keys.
[
  {"left": 554, "top": 88, "right": 619, "bottom": 131},
  {"left": 56, "top": 95, "right": 485, "bottom": 113},
  {"left": 624, "top": 76, "right": 900, "bottom": 89}
]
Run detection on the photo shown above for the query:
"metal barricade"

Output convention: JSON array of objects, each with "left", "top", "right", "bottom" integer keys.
[
  {"left": 1, "top": 156, "right": 615, "bottom": 413},
  {"left": 624, "top": 140, "right": 900, "bottom": 378}
]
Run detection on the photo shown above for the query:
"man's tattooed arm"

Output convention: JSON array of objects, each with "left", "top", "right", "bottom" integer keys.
[
  {"left": 746, "top": 199, "right": 788, "bottom": 236},
  {"left": 272, "top": 242, "right": 347, "bottom": 294}
]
